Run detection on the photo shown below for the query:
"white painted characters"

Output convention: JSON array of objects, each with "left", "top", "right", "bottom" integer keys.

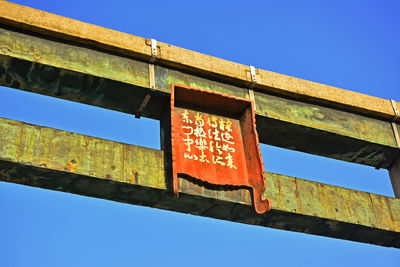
[{"left": 180, "top": 110, "right": 237, "bottom": 169}]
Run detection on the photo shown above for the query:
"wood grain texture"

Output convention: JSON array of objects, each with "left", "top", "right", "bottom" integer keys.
[
  {"left": 0, "top": 117, "right": 399, "bottom": 247},
  {"left": 1, "top": 27, "right": 399, "bottom": 168},
  {"left": 0, "top": 0, "right": 398, "bottom": 120}
]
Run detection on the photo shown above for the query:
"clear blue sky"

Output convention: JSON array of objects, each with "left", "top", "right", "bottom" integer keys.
[{"left": 0, "top": 0, "right": 399, "bottom": 266}]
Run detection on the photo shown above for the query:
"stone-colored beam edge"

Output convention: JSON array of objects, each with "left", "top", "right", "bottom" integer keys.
[
  {"left": 0, "top": 116, "right": 399, "bottom": 248},
  {"left": 0, "top": 1, "right": 398, "bottom": 120}
]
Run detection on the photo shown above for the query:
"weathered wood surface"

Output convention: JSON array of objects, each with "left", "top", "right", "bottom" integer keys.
[
  {"left": 0, "top": 0, "right": 398, "bottom": 120},
  {"left": 0, "top": 117, "right": 399, "bottom": 248},
  {"left": 0, "top": 27, "right": 399, "bottom": 168}
]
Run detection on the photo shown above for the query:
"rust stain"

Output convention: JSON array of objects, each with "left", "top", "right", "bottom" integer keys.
[
  {"left": 65, "top": 159, "right": 77, "bottom": 171},
  {"left": 128, "top": 169, "right": 139, "bottom": 184}
]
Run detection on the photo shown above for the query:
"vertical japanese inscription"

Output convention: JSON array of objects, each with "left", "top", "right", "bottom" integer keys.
[
  {"left": 173, "top": 106, "right": 249, "bottom": 188},
  {"left": 171, "top": 84, "right": 271, "bottom": 213},
  {"left": 180, "top": 109, "right": 237, "bottom": 169}
]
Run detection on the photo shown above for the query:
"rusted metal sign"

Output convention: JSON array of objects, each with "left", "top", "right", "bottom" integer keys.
[{"left": 171, "top": 85, "right": 271, "bottom": 213}]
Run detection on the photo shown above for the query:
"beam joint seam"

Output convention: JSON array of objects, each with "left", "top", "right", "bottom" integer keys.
[
  {"left": 389, "top": 100, "right": 400, "bottom": 148},
  {"left": 391, "top": 122, "right": 400, "bottom": 149}
]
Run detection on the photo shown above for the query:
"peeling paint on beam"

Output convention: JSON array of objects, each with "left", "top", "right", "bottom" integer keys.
[
  {"left": 0, "top": 27, "right": 399, "bottom": 168},
  {"left": 0, "top": 117, "right": 399, "bottom": 248}
]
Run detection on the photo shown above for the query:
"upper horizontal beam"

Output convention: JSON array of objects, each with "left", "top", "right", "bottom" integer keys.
[
  {"left": 0, "top": 27, "right": 399, "bottom": 168},
  {"left": 0, "top": 1, "right": 398, "bottom": 121},
  {"left": 0, "top": 116, "right": 399, "bottom": 248}
]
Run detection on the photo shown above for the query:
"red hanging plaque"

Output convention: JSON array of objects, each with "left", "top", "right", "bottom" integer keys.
[{"left": 171, "top": 84, "right": 271, "bottom": 214}]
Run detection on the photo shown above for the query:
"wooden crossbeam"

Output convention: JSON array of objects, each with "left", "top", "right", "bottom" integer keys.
[
  {"left": 0, "top": 1, "right": 398, "bottom": 120},
  {"left": 0, "top": 117, "right": 399, "bottom": 248},
  {"left": 0, "top": 27, "right": 399, "bottom": 168},
  {"left": 0, "top": 1, "right": 399, "bottom": 248}
]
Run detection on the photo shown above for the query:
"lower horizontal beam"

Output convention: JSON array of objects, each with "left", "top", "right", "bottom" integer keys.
[{"left": 0, "top": 117, "right": 399, "bottom": 248}]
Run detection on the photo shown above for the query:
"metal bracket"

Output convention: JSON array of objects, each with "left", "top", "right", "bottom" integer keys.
[
  {"left": 391, "top": 99, "right": 400, "bottom": 121},
  {"left": 248, "top": 65, "right": 257, "bottom": 111},
  {"left": 249, "top": 65, "right": 257, "bottom": 89},
  {"left": 149, "top": 38, "right": 158, "bottom": 64},
  {"left": 136, "top": 39, "right": 158, "bottom": 118}
]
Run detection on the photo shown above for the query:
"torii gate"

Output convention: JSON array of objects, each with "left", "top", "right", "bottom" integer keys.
[{"left": 0, "top": 1, "right": 399, "bottom": 248}]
